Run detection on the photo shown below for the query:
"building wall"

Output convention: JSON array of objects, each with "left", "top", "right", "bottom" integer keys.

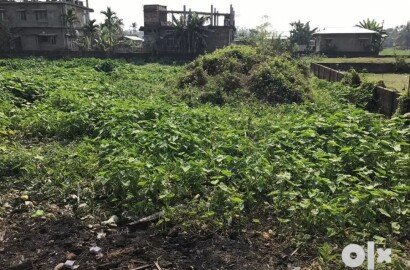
[
  {"left": 315, "top": 33, "right": 375, "bottom": 53},
  {"left": 141, "top": 5, "right": 235, "bottom": 54},
  {"left": 206, "top": 27, "right": 234, "bottom": 52},
  {"left": 0, "top": 2, "right": 91, "bottom": 51},
  {"left": 143, "top": 27, "right": 234, "bottom": 53}
]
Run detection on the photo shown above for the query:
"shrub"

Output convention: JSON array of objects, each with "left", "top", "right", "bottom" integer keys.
[
  {"left": 396, "top": 93, "right": 410, "bottom": 115},
  {"left": 215, "top": 71, "right": 243, "bottom": 93},
  {"left": 394, "top": 54, "right": 409, "bottom": 73},
  {"left": 248, "top": 56, "right": 310, "bottom": 104},
  {"left": 179, "top": 46, "right": 312, "bottom": 106},
  {"left": 178, "top": 66, "right": 207, "bottom": 87},
  {"left": 341, "top": 69, "right": 361, "bottom": 87},
  {"left": 95, "top": 60, "right": 118, "bottom": 73},
  {"left": 199, "top": 89, "right": 226, "bottom": 105},
  {"left": 199, "top": 45, "right": 261, "bottom": 75}
]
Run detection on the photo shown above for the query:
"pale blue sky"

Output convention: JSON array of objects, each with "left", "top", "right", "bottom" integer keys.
[{"left": 88, "top": 0, "right": 410, "bottom": 34}]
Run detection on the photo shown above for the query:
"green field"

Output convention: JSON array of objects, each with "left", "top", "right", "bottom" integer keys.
[
  {"left": 362, "top": 73, "right": 410, "bottom": 93},
  {"left": 0, "top": 50, "right": 409, "bottom": 268},
  {"left": 318, "top": 57, "right": 410, "bottom": 64},
  {"left": 380, "top": 48, "right": 410, "bottom": 56}
]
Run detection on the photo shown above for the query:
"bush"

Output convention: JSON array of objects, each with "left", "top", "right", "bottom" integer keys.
[
  {"left": 396, "top": 93, "right": 410, "bottom": 115},
  {"left": 248, "top": 56, "right": 310, "bottom": 104},
  {"left": 178, "top": 66, "right": 207, "bottom": 87},
  {"left": 394, "top": 54, "right": 409, "bottom": 73},
  {"left": 95, "top": 60, "right": 118, "bottom": 73},
  {"left": 341, "top": 69, "right": 362, "bottom": 87},
  {"left": 215, "top": 71, "right": 243, "bottom": 93},
  {"left": 178, "top": 46, "right": 311, "bottom": 105}
]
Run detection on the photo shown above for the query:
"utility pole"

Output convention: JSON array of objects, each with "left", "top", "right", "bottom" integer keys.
[{"left": 408, "top": 75, "right": 410, "bottom": 96}]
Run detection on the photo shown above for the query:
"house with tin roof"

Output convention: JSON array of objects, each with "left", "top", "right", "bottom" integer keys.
[{"left": 313, "top": 27, "right": 381, "bottom": 56}]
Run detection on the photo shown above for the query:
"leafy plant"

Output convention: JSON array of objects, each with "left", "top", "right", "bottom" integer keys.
[{"left": 341, "top": 69, "right": 362, "bottom": 87}]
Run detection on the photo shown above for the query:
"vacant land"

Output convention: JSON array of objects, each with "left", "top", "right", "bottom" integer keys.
[
  {"left": 362, "top": 73, "right": 410, "bottom": 92},
  {"left": 0, "top": 50, "right": 409, "bottom": 269},
  {"left": 380, "top": 48, "right": 410, "bottom": 56},
  {"left": 318, "top": 57, "right": 410, "bottom": 64}
]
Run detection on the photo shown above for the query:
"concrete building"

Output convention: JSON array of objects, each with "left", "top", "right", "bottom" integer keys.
[
  {"left": 313, "top": 27, "right": 380, "bottom": 56},
  {"left": 0, "top": 0, "right": 93, "bottom": 51},
  {"left": 140, "top": 4, "right": 236, "bottom": 54}
]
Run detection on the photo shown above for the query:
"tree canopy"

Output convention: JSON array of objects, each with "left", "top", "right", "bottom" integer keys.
[{"left": 289, "top": 20, "right": 317, "bottom": 46}]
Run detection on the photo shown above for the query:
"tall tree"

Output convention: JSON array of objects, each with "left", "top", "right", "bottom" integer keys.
[
  {"left": 131, "top": 22, "right": 138, "bottom": 35},
  {"left": 289, "top": 20, "right": 317, "bottom": 47},
  {"left": 356, "top": 18, "right": 385, "bottom": 53},
  {"left": 100, "top": 7, "right": 123, "bottom": 51},
  {"left": 65, "top": 9, "right": 79, "bottom": 37},
  {"left": 171, "top": 12, "right": 210, "bottom": 54},
  {"left": 81, "top": 19, "right": 99, "bottom": 50},
  {"left": 397, "top": 21, "right": 410, "bottom": 49}
]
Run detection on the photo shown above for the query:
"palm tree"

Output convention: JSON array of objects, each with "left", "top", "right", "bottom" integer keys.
[
  {"left": 131, "top": 22, "right": 137, "bottom": 35},
  {"left": 356, "top": 19, "right": 385, "bottom": 53},
  {"left": 396, "top": 21, "right": 410, "bottom": 49},
  {"left": 81, "top": 19, "right": 99, "bottom": 50},
  {"left": 171, "top": 12, "right": 210, "bottom": 54},
  {"left": 65, "top": 9, "right": 79, "bottom": 37},
  {"left": 100, "top": 7, "right": 124, "bottom": 51}
]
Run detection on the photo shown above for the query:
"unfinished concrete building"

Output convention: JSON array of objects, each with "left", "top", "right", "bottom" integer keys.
[
  {"left": 0, "top": 0, "right": 93, "bottom": 51},
  {"left": 140, "top": 4, "right": 236, "bottom": 54}
]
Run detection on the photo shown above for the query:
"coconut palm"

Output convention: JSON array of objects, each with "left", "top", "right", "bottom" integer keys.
[
  {"left": 131, "top": 22, "right": 138, "bottom": 35},
  {"left": 171, "top": 12, "right": 210, "bottom": 54},
  {"left": 100, "top": 7, "right": 124, "bottom": 51},
  {"left": 81, "top": 19, "right": 99, "bottom": 50},
  {"left": 65, "top": 9, "right": 79, "bottom": 37}
]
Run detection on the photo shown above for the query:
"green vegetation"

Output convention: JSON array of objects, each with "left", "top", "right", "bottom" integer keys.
[
  {"left": 178, "top": 46, "right": 311, "bottom": 105},
  {"left": 0, "top": 49, "right": 409, "bottom": 266},
  {"left": 362, "top": 73, "right": 410, "bottom": 93},
  {"left": 356, "top": 18, "right": 385, "bottom": 53},
  {"left": 317, "top": 57, "right": 410, "bottom": 64},
  {"left": 380, "top": 48, "right": 410, "bottom": 56}
]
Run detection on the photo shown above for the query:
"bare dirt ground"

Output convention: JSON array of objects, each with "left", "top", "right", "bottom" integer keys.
[{"left": 0, "top": 190, "right": 316, "bottom": 270}]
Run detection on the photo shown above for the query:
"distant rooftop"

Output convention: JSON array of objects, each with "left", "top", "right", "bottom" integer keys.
[{"left": 314, "top": 27, "right": 378, "bottom": 35}]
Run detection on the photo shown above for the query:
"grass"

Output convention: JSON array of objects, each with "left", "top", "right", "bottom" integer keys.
[
  {"left": 318, "top": 57, "right": 410, "bottom": 64},
  {"left": 0, "top": 54, "right": 409, "bottom": 267},
  {"left": 380, "top": 48, "right": 410, "bottom": 56},
  {"left": 362, "top": 73, "right": 410, "bottom": 93}
]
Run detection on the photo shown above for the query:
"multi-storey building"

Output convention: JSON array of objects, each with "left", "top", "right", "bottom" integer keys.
[
  {"left": 0, "top": 0, "right": 93, "bottom": 51},
  {"left": 140, "top": 4, "right": 236, "bottom": 54}
]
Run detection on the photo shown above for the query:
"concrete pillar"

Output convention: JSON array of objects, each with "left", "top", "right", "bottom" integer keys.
[
  {"left": 183, "top": 5, "right": 186, "bottom": 22},
  {"left": 210, "top": 5, "right": 213, "bottom": 26}
]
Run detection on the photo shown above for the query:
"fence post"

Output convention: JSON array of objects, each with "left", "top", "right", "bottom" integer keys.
[{"left": 408, "top": 75, "right": 410, "bottom": 96}]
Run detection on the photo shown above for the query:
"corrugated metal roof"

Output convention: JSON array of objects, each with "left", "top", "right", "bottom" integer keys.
[
  {"left": 124, "top": 36, "right": 144, "bottom": 41},
  {"left": 314, "top": 27, "right": 378, "bottom": 35}
]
